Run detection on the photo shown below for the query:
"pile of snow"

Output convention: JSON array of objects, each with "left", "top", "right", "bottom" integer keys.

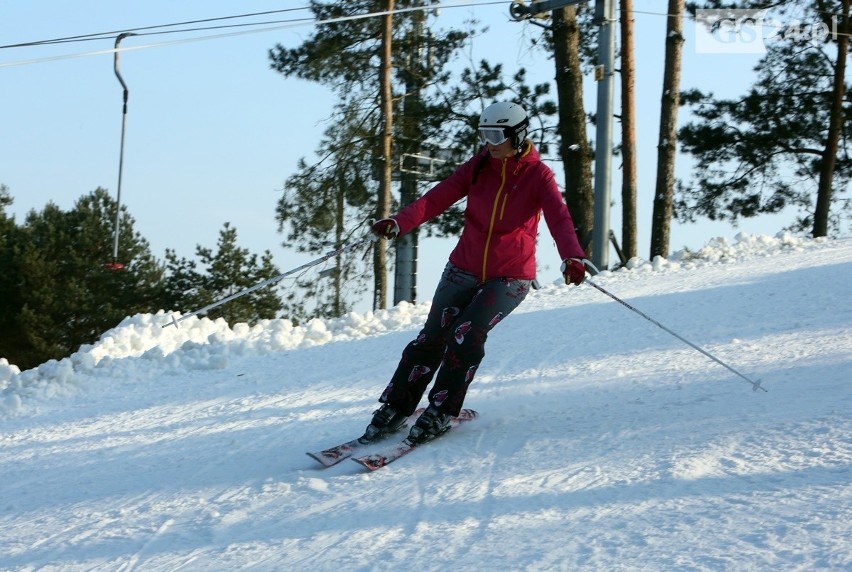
[
  {"left": 0, "top": 302, "right": 433, "bottom": 417},
  {"left": 0, "top": 232, "right": 832, "bottom": 418}
]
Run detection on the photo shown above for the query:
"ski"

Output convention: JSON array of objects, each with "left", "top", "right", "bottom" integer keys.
[
  {"left": 352, "top": 409, "right": 478, "bottom": 471},
  {"left": 306, "top": 407, "right": 426, "bottom": 467}
]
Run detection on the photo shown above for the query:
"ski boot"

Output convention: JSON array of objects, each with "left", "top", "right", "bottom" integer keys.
[
  {"left": 362, "top": 403, "right": 408, "bottom": 442},
  {"left": 407, "top": 405, "right": 452, "bottom": 445}
]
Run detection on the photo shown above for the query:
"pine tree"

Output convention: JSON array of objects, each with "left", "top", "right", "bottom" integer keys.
[
  {"left": 0, "top": 185, "right": 27, "bottom": 365},
  {"left": 163, "top": 223, "right": 282, "bottom": 325},
  {"left": 679, "top": 0, "right": 851, "bottom": 236},
  {"left": 274, "top": 101, "right": 374, "bottom": 321},
  {"left": 5, "top": 188, "right": 162, "bottom": 369},
  {"left": 551, "top": 5, "right": 595, "bottom": 251},
  {"left": 619, "top": 0, "right": 639, "bottom": 260},
  {"left": 650, "top": 0, "right": 685, "bottom": 259}
]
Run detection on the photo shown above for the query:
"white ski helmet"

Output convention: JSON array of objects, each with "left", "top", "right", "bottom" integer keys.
[{"left": 478, "top": 101, "right": 530, "bottom": 150}]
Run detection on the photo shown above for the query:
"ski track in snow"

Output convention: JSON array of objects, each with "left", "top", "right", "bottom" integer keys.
[{"left": 0, "top": 233, "right": 850, "bottom": 571}]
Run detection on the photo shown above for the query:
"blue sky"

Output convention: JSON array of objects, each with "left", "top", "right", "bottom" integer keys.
[{"left": 1, "top": 1, "right": 788, "bottom": 308}]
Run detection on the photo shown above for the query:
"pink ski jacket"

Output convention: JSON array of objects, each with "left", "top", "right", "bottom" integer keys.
[{"left": 393, "top": 141, "right": 586, "bottom": 282}]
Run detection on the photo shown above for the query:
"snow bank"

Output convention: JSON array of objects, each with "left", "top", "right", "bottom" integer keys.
[
  {"left": 0, "top": 302, "right": 432, "bottom": 417},
  {"left": 0, "top": 232, "right": 836, "bottom": 417},
  {"left": 621, "top": 231, "right": 828, "bottom": 272}
]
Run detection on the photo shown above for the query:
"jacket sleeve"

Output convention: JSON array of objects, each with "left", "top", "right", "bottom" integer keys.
[
  {"left": 538, "top": 166, "right": 587, "bottom": 260},
  {"left": 391, "top": 156, "right": 476, "bottom": 237}
]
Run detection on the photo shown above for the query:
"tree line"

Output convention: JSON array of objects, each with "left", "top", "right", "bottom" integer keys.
[{"left": 0, "top": 185, "right": 282, "bottom": 370}]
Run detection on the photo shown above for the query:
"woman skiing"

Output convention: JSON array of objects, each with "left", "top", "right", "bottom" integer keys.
[{"left": 366, "top": 101, "right": 587, "bottom": 445}]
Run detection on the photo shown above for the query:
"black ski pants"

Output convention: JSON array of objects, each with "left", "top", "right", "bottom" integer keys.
[{"left": 379, "top": 263, "right": 531, "bottom": 417}]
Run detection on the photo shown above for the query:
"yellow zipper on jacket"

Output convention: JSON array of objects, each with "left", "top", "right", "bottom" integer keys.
[{"left": 481, "top": 158, "right": 508, "bottom": 281}]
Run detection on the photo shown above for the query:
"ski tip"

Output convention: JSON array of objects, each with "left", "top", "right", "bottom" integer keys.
[
  {"left": 306, "top": 451, "right": 331, "bottom": 467},
  {"left": 306, "top": 451, "right": 343, "bottom": 468},
  {"left": 352, "top": 455, "right": 386, "bottom": 471}
]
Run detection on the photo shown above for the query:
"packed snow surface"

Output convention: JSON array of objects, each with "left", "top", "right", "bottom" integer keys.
[{"left": 1, "top": 233, "right": 850, "bottom": 571}]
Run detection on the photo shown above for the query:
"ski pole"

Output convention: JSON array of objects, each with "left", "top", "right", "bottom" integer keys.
[
  {"left": 581, "top": 263, "right": 765, "bottom": 392},
  {"left": 163, "top": 235, "right": 374, "bottom": 328}
]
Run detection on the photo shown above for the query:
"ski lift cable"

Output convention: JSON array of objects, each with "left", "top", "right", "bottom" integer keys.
[
  {"left": 3, "top": 2, "right": 848, "bottom": 57},
  {"left": 0, "top": 1, "right": 506, "bottom": 68},
  {"left": 0, "top": 16, "right": 318, "bottom": 49},
  {"left": 0, "top": 7, "right": 313, "bottom": 49}
]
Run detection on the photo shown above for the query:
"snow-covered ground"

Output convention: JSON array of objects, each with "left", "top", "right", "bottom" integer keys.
[{"left": 1, "top": 233, "right": 850, "bottom": 571}]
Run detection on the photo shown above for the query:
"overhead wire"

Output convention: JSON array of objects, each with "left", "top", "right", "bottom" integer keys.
[
  {"left": 2, "top": 0, "right": 846, "bottom": 69},
  {"left": 0, "top": 1, "right": 506, "bottom": 68},
  {"left": 0, "top": 7, "right": 312, "bottom": 49}
]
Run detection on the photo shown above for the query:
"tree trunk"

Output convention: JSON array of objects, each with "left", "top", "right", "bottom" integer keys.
[
  {"left": 619, "top": 0, "right": 638, "bottom": 260},
  {"left": 814, "top": 0, "right": 849, "bottom": 238},
  {"left": 649, "top": 0, "right": 684, "bottom": 259},
  {"left": 374, "top": 0, "right": 394, "bottom": 310},
  {"left": 553, "top": 6, "right": 594, "bottom": 253},
  {"left": 334, "top": 166, "right": 345, "bottom": 317}
]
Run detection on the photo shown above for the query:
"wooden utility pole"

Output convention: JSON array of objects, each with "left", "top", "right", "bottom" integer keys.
[{"left": 374, "top": 0, "right": 394, "bottom": 309}]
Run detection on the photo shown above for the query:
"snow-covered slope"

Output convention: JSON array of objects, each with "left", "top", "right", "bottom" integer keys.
[{"left": 1, "top": 233, "right": 850, "bottom": 571}]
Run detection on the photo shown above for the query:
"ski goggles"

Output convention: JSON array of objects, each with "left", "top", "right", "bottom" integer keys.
[{"left": 478, "top": 127, "right": 509, "bottom": 146}]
